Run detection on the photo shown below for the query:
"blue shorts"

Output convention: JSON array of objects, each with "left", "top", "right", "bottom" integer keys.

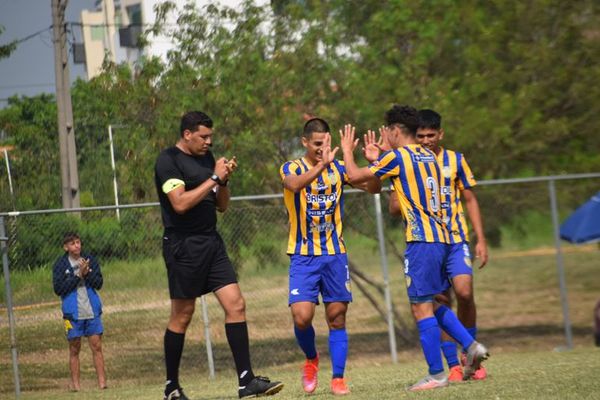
[
  {"left": 403, "top": 242, "right": 449, "bottom": 303},
  {"left": 64, "top": 316, "right": 103, "bottom": 341},
  {"left": 445, "top": 242, "right": 473, "bottom": 280},
  {"left": 288, "top": 254, "right": 352, "bottom": 305}
]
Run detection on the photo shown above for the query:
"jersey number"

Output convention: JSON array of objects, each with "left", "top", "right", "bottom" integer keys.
[{"left": 426, "top": 177, "right": 440, "bottom": 212}]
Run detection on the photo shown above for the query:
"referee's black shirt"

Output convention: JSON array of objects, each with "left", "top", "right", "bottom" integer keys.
[{"left": 154, "top": 147, "right": 217, "bottom": 235}]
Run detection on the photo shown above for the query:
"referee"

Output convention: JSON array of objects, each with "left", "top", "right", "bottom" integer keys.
[{"left": 155, "top": 111, "right": 283, "bottom": 400}]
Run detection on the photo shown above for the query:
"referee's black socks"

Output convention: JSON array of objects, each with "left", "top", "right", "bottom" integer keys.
[
  {"left": 225, "top": 321, "right": 255, "bottom": 386},
  {"left": 164, "top": 329, "right": 185, "bottom": 393}
]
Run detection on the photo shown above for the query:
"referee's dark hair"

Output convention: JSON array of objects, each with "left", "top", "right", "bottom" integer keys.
[
  {"left": 180, "top": 111, "right": 213, "bottom": 137},
  {"left": 418, "top": 109, "right": 442, "bottom": 130},
  {"left": 303, "top": 117, "right": 330, "bottom": 138},
  {"left": 385, "top": 105, "right": 420, "bottom": 137}
]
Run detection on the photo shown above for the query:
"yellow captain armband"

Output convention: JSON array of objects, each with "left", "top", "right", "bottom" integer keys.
[{"left": 162, "top": 179, "right": 185, "bottom": 194}]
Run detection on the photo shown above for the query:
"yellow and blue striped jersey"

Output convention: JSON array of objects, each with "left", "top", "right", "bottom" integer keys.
[
  {"left": 369, "top": 144, "right": 449, "bottom": 243},
  {"left": 437, "top": 148, "right": 477, "bottom": 244},
  {"left": 280, "top": 158, "right": 348, "bottom": 255}
]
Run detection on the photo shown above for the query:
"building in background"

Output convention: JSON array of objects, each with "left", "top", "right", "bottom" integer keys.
[{"left": 79, "top": 0, "right": 268, "bottom": 79}]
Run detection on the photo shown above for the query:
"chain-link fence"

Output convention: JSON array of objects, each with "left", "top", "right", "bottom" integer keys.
[{"left": 1, "top": 173, "right": 599, "bottom": 396}]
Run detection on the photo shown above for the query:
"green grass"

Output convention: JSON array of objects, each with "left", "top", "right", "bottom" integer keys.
[
  {"left": 2, "top": 244, "right": 600, "bottom": 399},
  {"left": 13, "top": 346, "right": 600, "bottom": 400}
]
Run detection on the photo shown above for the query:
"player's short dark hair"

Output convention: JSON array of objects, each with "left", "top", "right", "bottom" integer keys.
[
  {"left": 303, "top": 118, "right": 330, "bottom": 138},
  {"left": 180, "top": 111, "right": 213, "bottom": 137},
  {"left": 63, "top": 232, "right": 80, "bottom": 244},
  {"left": 418, "top": 109, "right": 442, "bottom": 130},
  {"left": 385, "top": 105, "right": 420, "bottom": 136}
]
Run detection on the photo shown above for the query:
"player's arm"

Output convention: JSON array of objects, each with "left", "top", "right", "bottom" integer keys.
[
  {"left": 164, "top": 157, "right": 230, "bottom": 214},
  {"left": 283, "top": 133, "right": 338, "bottom": 192},
  {"left": 463, "top": 188, "right": 488, "bottom": 268},
  {"left": 388, "top": 190, "right": 402, "bottom": 216},
  {"left": 283, "top": 162, "right": 328, "bottom": 193},
  {"left": 340, "top": 125, "right": 381, "bottom": 188}
]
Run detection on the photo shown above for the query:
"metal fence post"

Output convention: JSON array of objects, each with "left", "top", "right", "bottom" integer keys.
[
  {"left": 1, "top": 216, "right": 21, "bottom": 397},
  {"left": 200, "top": 296, "right": 215, "bottom": 379},
  {"left": 548, "top": 180, "right": 574, "bottom": 350},
  {"left": 108, "top": 124, "right": 120, "bottom": 221},
  {"left": 373, "top": 193, "right": 398, "bottom": 364}
]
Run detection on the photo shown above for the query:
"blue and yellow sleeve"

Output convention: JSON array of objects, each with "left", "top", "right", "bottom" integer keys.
[
  {"left": 369, "top": 150, "right": 400, "bottom": 181},
  {"left": 457, "top": 154, "right": 477, "bottom": 190}
]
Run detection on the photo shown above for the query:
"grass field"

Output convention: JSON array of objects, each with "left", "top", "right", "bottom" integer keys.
[
  {"left": 2, "top": 243, "right": 600, "bottom": 399},
  {"left": 14, "top": 346, "right": 600, "bottom": 400}
]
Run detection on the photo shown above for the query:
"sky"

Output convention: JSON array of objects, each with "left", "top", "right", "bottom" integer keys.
[{"left": 0, "top": 0, "right": 96, "bottom": 106}]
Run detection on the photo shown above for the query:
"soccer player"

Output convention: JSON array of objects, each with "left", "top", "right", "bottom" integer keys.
[
  {"left": 416, "top": 109, "right": 488, "bottom": 380},
  {"left": 279, "top": 118, "right": 379, "bottom": 396},
  {"left": 340, "top": 105, "right": 488, "bottom": 390},
  {"left": 155, "top": 111, "right": 283, "bottom": 400}
]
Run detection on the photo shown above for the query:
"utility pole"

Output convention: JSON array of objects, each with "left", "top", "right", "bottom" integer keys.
[{"left": 52, "top": 0, "right": 80, "bottom": 210}]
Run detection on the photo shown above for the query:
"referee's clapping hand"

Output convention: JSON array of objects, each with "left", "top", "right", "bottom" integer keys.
[
  {"left": 226, "top": 156, "right": 237, "bottom": 173},
  {"left": 214, "top": 158, "right": 230, "bottom": 181}
]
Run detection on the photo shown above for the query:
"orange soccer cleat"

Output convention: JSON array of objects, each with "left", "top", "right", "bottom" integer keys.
[
  {"left": 448, "top": 365, "right": 464, "bottom": 382},
  {"left": 301, "top": 355, "right": 319, "bottom": 393},
  {"left": 330, "top": 377, "right": 350, "bottom": 395}
]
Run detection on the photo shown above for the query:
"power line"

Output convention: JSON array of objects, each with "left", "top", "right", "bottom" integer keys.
[{"left": 2, "top": 26, "right": 53, "bottom": 47}]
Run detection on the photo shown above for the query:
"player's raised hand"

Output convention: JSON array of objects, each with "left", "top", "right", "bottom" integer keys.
[
  {"left": 378, "top": 126, "right": 393, "bottom": 151},
  {"left": 475, "top": 240, "right": 489, "bottom": 269},
  {"left": 363, "top": 129, "right": 383, "bottom": 163},
  {"left": 321, "top": 133, "right": 339, "bottom": 165},
  {"left": 339, "top": 124, "right": 359, "bottom": 155}
]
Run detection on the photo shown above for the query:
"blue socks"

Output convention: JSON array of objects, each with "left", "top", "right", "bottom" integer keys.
[
  {"left": 441, "top": 341, "right": 459, "bottom": 368},
  {"left": 434, "top": 305, "right": 474, "bottom": 350},
  {"left": 294, "top": 325, "right": 317, "bottom": 360},
  {"left": 329, "top": 328, "right": 348, "bottom": 378},
  {"left": 417, "top": 317, "right": 444, "bottom": 375}
]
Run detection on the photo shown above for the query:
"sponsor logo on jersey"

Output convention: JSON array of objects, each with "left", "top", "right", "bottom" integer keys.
[
  {"left": 309, "top": 222, "right": 335, "bottom": 233},
  {"left": 308, "top": 208, "right": 335, "bottom": 217},
  {"left": 306, "top": 192, "right": 338, "bottom": 203},
  {"left": 411, "top": 153, "right": 436, "bottom": 163}
]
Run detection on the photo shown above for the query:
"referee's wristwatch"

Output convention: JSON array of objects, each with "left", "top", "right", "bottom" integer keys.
[{"left": 210, "top": 174, "right": 228, "bottom": 187}]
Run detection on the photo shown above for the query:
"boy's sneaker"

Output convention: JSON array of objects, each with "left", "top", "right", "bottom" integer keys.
[
  {"left": 463, "top": 341, "right": 489, "bottom": 380},
  {"left": 164, "top": 387, "right": 189, "bottom": 400},
  {"left": 302, "top": 355, "right": 319, "bottom": 393},
  {"left": 447, "top": 365, "right": 464, "bottom": 382},
  {"left": 407, "top": 375, "right": 448, "bottom": 391},
  {"left": 239, "top": 376, "right": 284, "bottom": 398},
  {"left": 330, "top": 378, "right": 350, "bottom": 395}
]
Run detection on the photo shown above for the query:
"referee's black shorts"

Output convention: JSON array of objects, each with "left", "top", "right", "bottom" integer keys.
[{"left": 162, "top": 231, "right": 238, "bottom": 299}]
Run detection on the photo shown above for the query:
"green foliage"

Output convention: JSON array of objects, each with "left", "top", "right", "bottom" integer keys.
[
  {"left": 6, "top": 209, "right": 162, "bottom": 271},
  {"left": 0, "top": 0, "right": 599, "bottom": 248},
  {"left": 0, "top": 25, "right": 17, "bottom": 60}
]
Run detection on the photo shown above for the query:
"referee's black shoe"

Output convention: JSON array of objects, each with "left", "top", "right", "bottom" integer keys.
[
  {"left": 164, "top": 387, "right": 189, "bottom": 400},
  {"left": 238, "top": 376, "right": 284, "bottom": 398}
]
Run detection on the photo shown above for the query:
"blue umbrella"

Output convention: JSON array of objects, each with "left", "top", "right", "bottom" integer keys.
[{"left": 560, "top": 191, "right": 600, "bottom": 244}]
